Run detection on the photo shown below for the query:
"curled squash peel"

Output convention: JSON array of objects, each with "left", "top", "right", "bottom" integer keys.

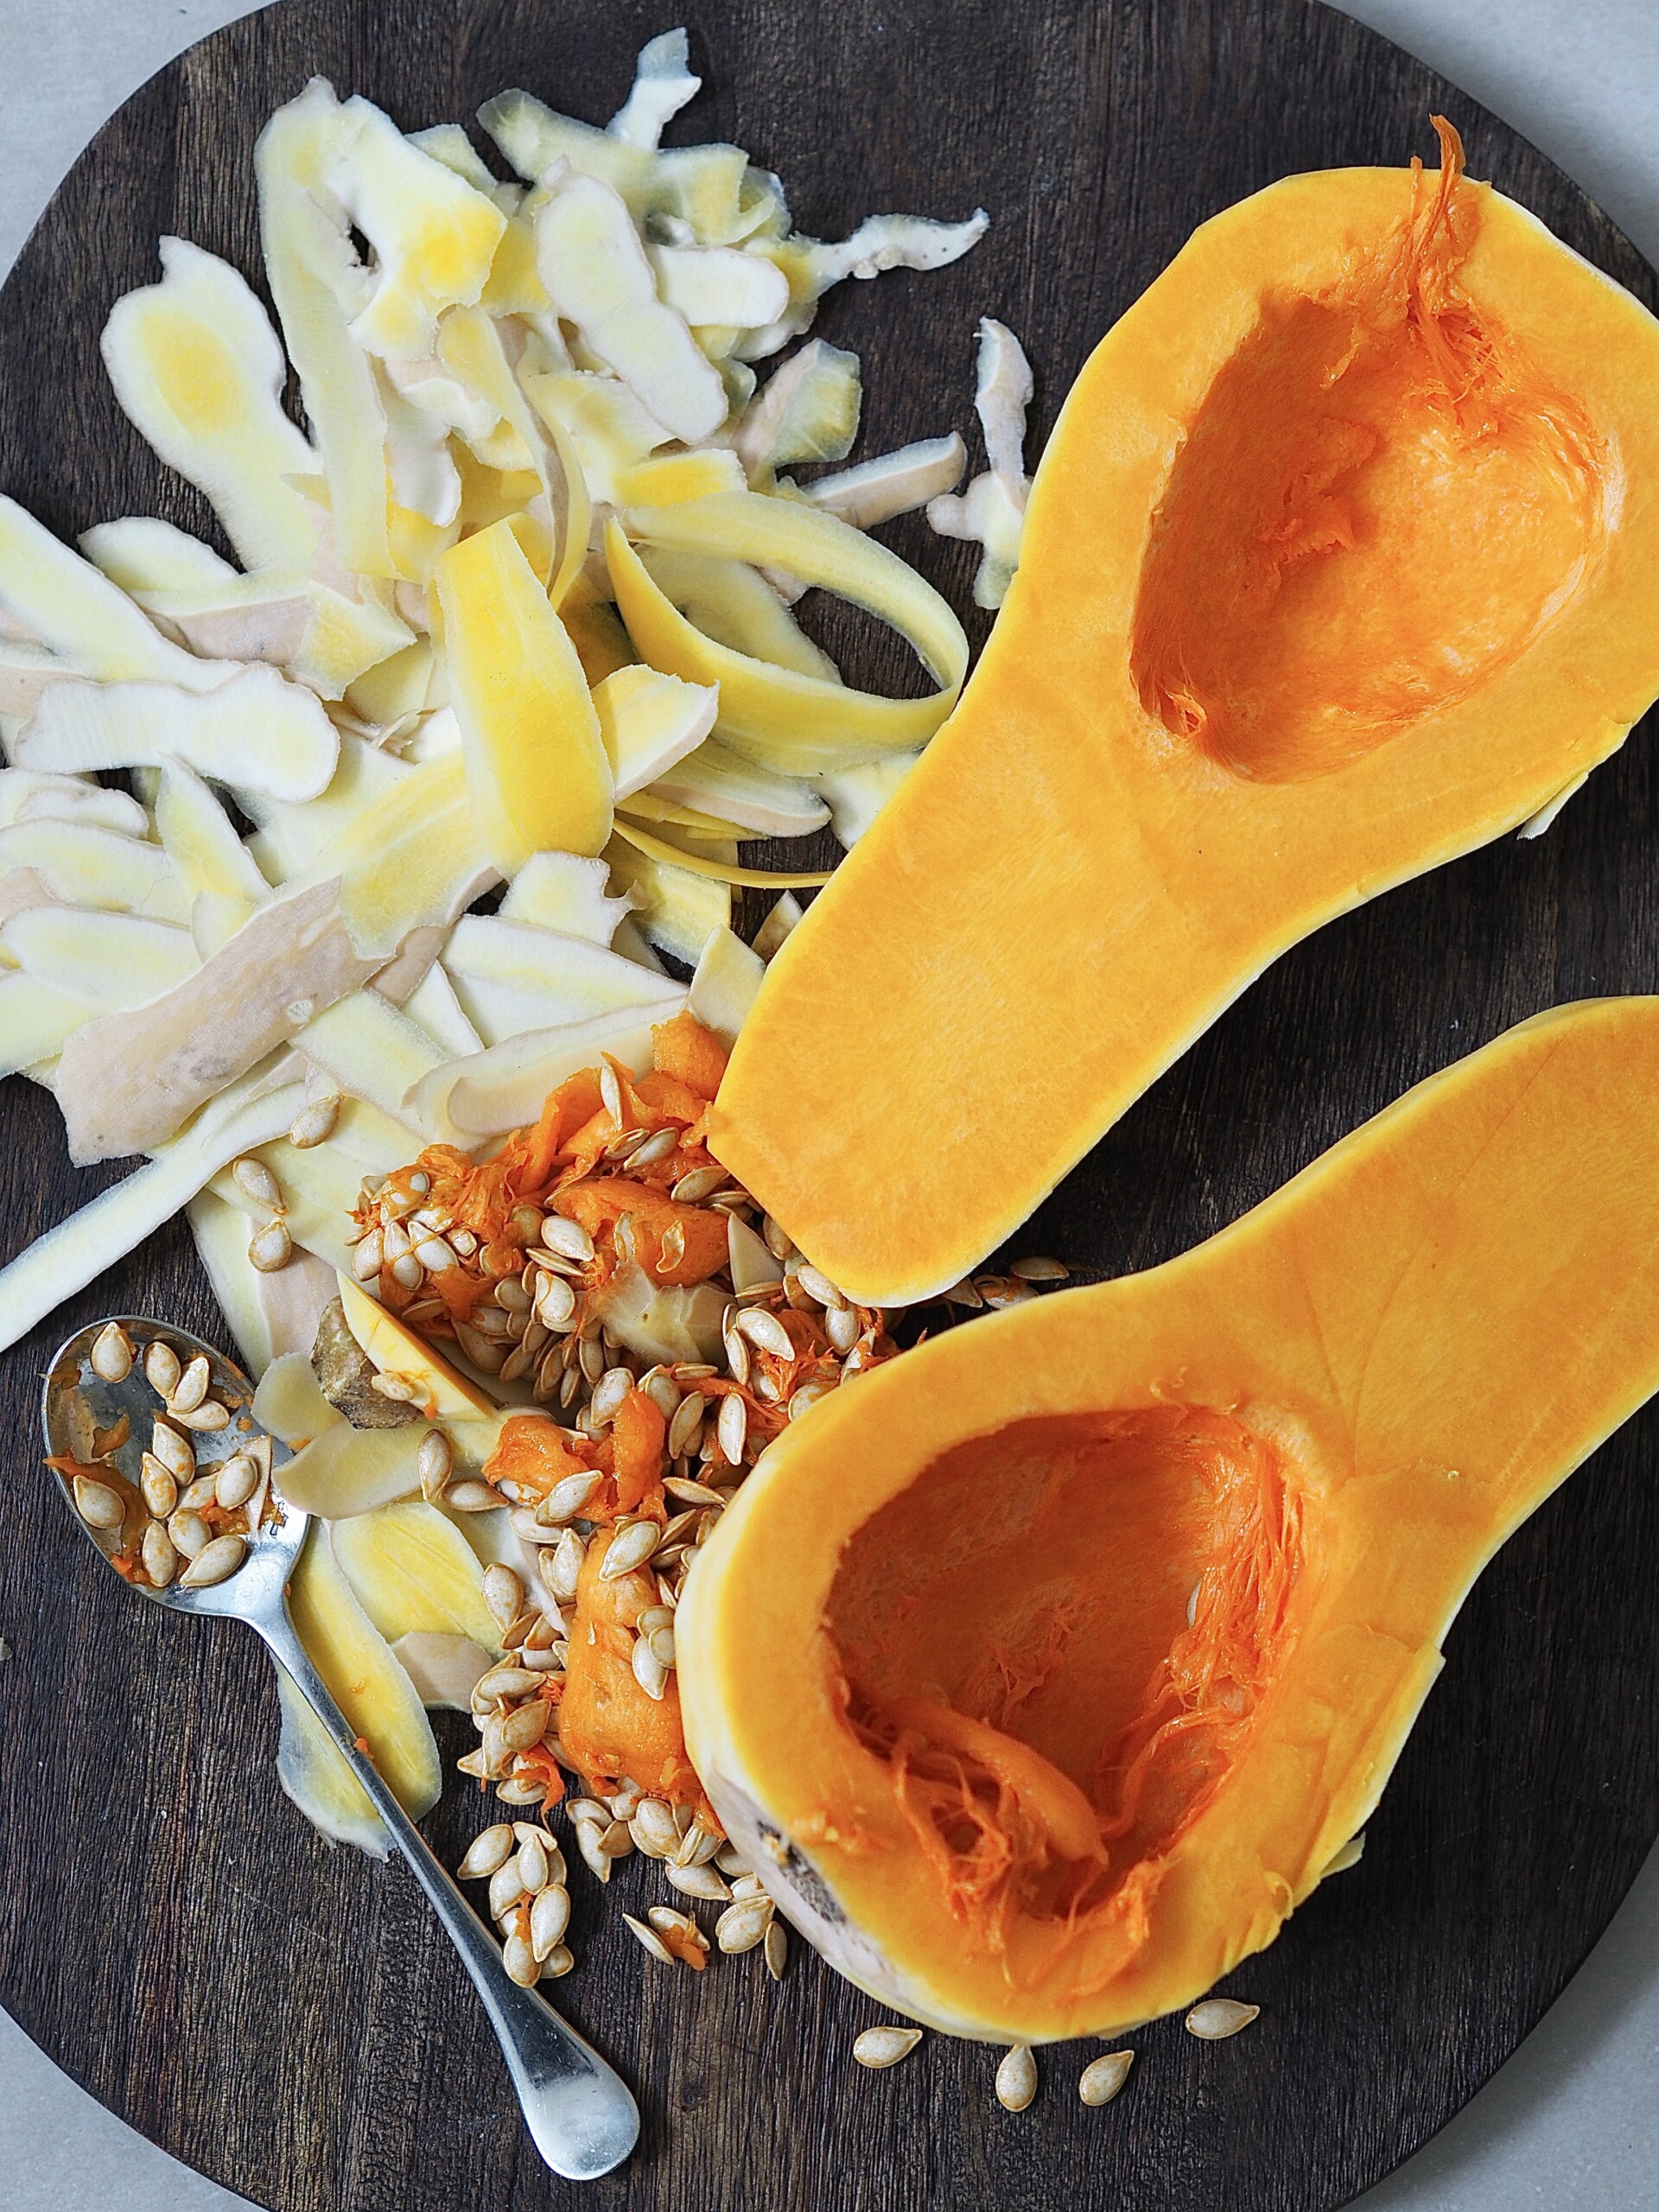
[
  {"left": 710, "top": 129, "right": 1659, "bottom": 1305},
  {"left": 678, "top": 1000, "right": 1659, "bottom": 2041}
]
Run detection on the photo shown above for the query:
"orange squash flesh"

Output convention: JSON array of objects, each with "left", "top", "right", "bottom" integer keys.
[
  {"left": 709, "top": 132, "right": 1659, "bottom": 1306},
  {"left": 679, "top": 998, "right": 1659, "bottom": 2041}
]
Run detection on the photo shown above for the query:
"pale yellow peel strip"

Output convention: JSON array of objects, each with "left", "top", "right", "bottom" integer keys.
[
  {"left": 611, "top": 817, "right": 834, "bottom": 888},
  {"left": 605, "top": 495, "right": 966, "bottom": 772},
  {"left": 433, "top": 519, "right": 613, "bottom": 874}
]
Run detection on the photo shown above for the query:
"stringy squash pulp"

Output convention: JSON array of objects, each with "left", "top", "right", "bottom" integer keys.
[
  {"left": 680, "top": 1000, "right": 1659, "bottom": 2041},
  {"left": 712, "top": 125, "right": 1659, "bottom": 1305}
]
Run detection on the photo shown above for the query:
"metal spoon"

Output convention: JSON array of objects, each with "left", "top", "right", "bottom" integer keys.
[{"left": 41, "top": 1314, "right": 639, "bottom": 2182}]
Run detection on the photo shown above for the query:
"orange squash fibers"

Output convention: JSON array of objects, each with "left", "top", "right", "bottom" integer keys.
[
  {"left": 679, "top": 998, "right": 1659, "bottom": 2041},
  {"left": 351, "top": 1014, "right": 729, "bottom": 1338},
  {"left": 709, "top": 124, "right": 1659, "bottom": 1305},
  {"left": 559, "top": 1524, "right": 709, "bottom": 1816}
]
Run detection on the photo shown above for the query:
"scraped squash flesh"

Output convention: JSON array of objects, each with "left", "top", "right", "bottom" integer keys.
[
  {"left": 679, "top": 999, "right": 1659, "bottom": 2041},
  {"left": 710, "top": 128, "right": 1659, "bottom": 1305}
]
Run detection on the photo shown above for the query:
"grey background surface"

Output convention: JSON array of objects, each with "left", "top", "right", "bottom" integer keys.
[{"left": 1, "top": 2, "right": 1656, "bottom": 2207}]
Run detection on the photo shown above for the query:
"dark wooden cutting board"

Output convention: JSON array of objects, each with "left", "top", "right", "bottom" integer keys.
[{"left": 2, "top": 2, "right": 1657, "bottom": 2208}]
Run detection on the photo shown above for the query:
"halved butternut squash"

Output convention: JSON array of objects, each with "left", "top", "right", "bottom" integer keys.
[
  {"left": 709, "top": 129, "right": 1659, "bottom": 1304},
  {"left": 680, "top": 997, "right": 1659, "bottom": 2041}
]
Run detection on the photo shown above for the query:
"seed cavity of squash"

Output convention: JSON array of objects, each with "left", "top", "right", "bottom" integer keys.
[{"left": 830, "top": 1406, "right": 1301, "bottom": 1981}]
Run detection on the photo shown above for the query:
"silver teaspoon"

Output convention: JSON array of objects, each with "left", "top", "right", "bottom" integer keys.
[{"left": 41, "top": 1314, "right": 639, "bottom": 2182}]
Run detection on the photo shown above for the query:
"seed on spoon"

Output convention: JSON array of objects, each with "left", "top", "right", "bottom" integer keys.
[
  {"left": 73, "top": 1475, "right": 124, "bottom": 1530},
  {"left": 180, "top": 1534, "right": 248, "bottom": 1588},
  {"left": 173, "top": 1400, "right": 231, "bottom": 1433},
  {"left": 168, "top": 1509, "right": 211, "bottom": 1560},
  {"left": 168, "top": 1353, "right": 211, "bottom": 1414},
  {"left": 141, "top": 1520, "right": 179, "bottom": 1589},
  {"left": 150, "top": 1421, "right": 194, "bottom": 1483},
  {"left": 90, "top": 1323, "right": 133, "bottom": 1383},
  {"left": 214, "top": 1455, "right": 259, "bottom": 1511},
  {"left": 139, "top": 1453, "right": 178, "bottom": 1519},
  {"left": 144, "top": 1340, "right": 182, "bottom": 1400}
]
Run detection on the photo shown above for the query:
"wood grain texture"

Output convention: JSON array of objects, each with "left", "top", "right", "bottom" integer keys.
[{"left": 2, "top": 3, "right": 1657, "bottom": 2209}]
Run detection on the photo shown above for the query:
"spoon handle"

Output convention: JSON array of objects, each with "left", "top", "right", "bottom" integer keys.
[{"left": 250, "top": 1605, "right": 640, "bottom": 2181}]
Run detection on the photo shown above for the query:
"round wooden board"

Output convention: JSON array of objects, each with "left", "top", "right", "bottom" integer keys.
[{"left": 3, "top": 2, "right": 1658, "bottom": 2208}]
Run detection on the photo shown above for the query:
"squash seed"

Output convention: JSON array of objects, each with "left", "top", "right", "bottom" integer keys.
[
  {"left": 824, "top": 1305, "right": 861, "bottom": 1354},
  {"left": 541, "top": 1216, "right": 594, "bottom": 1263},
  {"left": 458, "top": 1824, "right": 515, "bottom": 1880},
  {"left": 995, "top": 2045, "right": 1037, "bottom": 2113},
  {"left": 630, "top": 1798, "right": 681, "bottom": 1858},
  {"left": 73, "top": 1474, "right": 124, "bottom": 1530},
  {"left": 1185, "top": 1999, "right": 1259, "bottom": 2040},
  {"left": 1010, "top": 1255, "right": 1069, "bottom": 1282},
  {"left": 574, "top": 1822, "right": 613, "bottom": 1883},
  {"left": 482, "top": 1564, "right": 525, "bottom": 1633},
  {"left": 716, "top": 1393, "right": 747, "bottom": 1464},
  {"left": 628, "top": 1127, "right": 678, "bottom": 1168},
  {"left": 174, "top": 1400, "right": 232, "bottom": 1433},
  {"left": 351, "top": 1229, "right": 385, "bottom": 1281},
  {"left": 232, "top": 1155, "right": 283, "bottom": 1210},
  {"left": 853, "top": 2026, "right": 922, "bottom": 2069},
  {"left": 1324, "top": 1831, "right": 1365, "bottom": 1876},
  {"left": 664, "top": 1474, "right": 723, "bottom": 1507},
  {"left": 288, "top": 1093, "right": 340, "bottom": 1148},
  {"left": 762, "top": 1215, "right": 793, "bottom": 1260},
  {"left": 795, "top": 1264, "right": 842, "bottom": 1308},
  {"left": 504, "top": 1924, "right": 539, "bottom": 1988},
  {"left": 671, "top": 1166, "right": 727, "bottom": 1203},
  {"left": 445, "top": 1478, "right": 505, "bottom": 1513},
  {"left": 180, "top": 1534, "right": 248, "bottom": 1588},
  {"left": 139, "top": 1453, "right": 179, "bottom": 1519},
  {"left": 168, "top": 1508, "right": 211, "bottom": 1560},
  {"left": 590, "top": 1366, "right": 632, "bottom": 1424},
  {"left": 540, "top": 1944, "right": 575, "bottom": 1980},
  {"left": 734, "top": 1308, "right": 793, "bottom": 1359},
  {"left": 764, "top": 1919, "right": 788, "bottom": 1980},
  {"left": 531, "top": 1885, "right": 570, "bottom": 1959},
  {"left": 665, "top": 1860, "right": 729, "bottom": 1902},
  {"left": 631, "top": 1637, "right": 669, "bottom": 1700},
  {"left": 517, "top": 1835, "right": 550, "bottom": 1894},
  {"left": 1077, "top": 2050, "right": 1135, "bottom": 2107},
  {"left": 91, "top": 1323, "right": 134, "bottom": 1382},
  {"left": 537, "top": 1469, "right": 602, "bottom": 1526},
  {"left": 715, "top": 1897, "right": 773, "bottom": 1954},
  {"left": 548, "top": 1529, "right": 586, "bottom": 1601},
  {"left": 215, "top": 1454, "right": 259, "bottom": 1510},
  {"left": 249, "top": 1218, "right": 294, "bottom": 1273},
  {"left": 488, "top": 1859, "right": 528, "bottom": 1920},
  {"left": 496, "top": 1777, "right": 549, "bottom": 1808},
  {"left": 418, "top": 1428, "right": 454, "bottom": 1503},
  {"left": 498, "top": 1700, "right": 552, "bottom": 1755},
  {"left": 144, "top": 1340, "right": 182, "bottom": 1399},
  {"left": 141, "top": 1519, "right": 178, "bottom": 1589},
  {"left": 601, "top": 1518, "right": 660, "bottom": 1578},
  {"left": 622, "top": 1913, "right": 677, "bottom": 1965},
  {"left": 667, "top": 1392, "right": 707, "bottom": 1459}
]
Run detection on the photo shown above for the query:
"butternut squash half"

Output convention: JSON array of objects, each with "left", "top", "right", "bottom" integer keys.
[
  {"left": 709, "top": 129, "right": 1659, "bottom": 1305},
  {"left": 680, "top": 997, "right": 1659, "bottom": 2042}
]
